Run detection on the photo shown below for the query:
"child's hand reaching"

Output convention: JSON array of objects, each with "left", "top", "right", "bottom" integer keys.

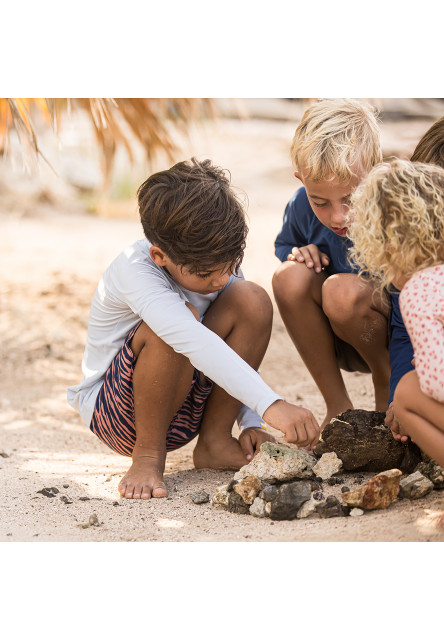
[
  {"left": 385, "top": 401, "right": 410, "bottom": 443},
  {"left": 238, "top": 427, "right": 277, "bottom": 462},
  {"left": 262, "top": 400, "right": 320, "bottom": 450},
  {"left": 287, "top": 244, "right": 330, "bottom": 274}
]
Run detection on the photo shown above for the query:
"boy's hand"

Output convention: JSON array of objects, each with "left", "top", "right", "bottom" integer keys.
[
  {"left": 287, "top": 244, "right": 330, "bottom": 274},
  {"left": 262, "top": 400, "right": 320, "bottom": 450},
  {"left": 385, "top": 401, "right": 409, "bottom": 443},
  {"left": 238, "top": 427, "right": 277, "bottom": 462}
]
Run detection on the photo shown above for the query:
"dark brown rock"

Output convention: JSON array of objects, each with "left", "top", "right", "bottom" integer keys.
[
  {"left": 314, "top": 409, "right": 421, "bottom": 472},
  {"left": 315, "top": 500, "right": 349, "bottom": 518},
  {"left": 267, "top": 481, "right": 311, "bottom": 521}
]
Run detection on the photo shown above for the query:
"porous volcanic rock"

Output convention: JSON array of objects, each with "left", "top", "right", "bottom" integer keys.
[
  {"left": 314, "top": 409, "right": 421, "bottom": 472},
  {"left": 233, "top": 475, "right": 262, "bottom": 504},
  {"left": 399, "top": 471, "right": 434, "bottom": 499},
  {"left": 341, "top": 469, "right": 402, "bottom": 510},
  {"left": 415, "top": 460, "right": 444, "bottom": 488},
  {"left": 313, "top": 452, "right": 343, "bottom": 480},
  {"left": 234, "top": 442, "right": 316, "bottom": 483},
  {"left": 264, "top": 480, "right": 311, "bottom": 521}
]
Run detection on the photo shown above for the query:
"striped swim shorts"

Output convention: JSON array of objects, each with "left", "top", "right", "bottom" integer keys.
[{"left": 90, "top": 321, "right": 213, "bottom": 456}]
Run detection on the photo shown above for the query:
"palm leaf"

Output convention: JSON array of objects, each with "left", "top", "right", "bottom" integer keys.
[{"left": 0, "top": 98, "right": 216, "bottom": 181}]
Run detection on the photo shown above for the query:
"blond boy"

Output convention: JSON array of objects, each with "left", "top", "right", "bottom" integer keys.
[{"left": 272, "top": 99, "right": 390, "bottom": 427}]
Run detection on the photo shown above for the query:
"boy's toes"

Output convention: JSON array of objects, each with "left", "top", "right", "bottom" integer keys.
[
  {"left": 152, "top": 483, "right": 168, "bottom": 498},
  {"left": 141, "top": 485, "right": 152, "bottom": 499}
]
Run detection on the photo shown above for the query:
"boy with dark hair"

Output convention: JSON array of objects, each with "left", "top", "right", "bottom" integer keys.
[{"left": 68, "top": 158, "right": 319, "bottom": 500}]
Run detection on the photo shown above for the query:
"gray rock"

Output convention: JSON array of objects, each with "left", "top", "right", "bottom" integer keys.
[
  {"left": 37, "top": 487, "right": 59, "bottom": 498},
  {"left": 189, "top": 490, "right": 210, "bottom": 504},
  {"left": 259, "top": 484, "right": 278, "bottom": 502},
  {"left": 228, "top": 491, "right": 250, "bottom": 514},
  {"left": 314, "top": 409, "right": 421, "bottom": 472},
  {"left": 399, "top": 472, "right": 434, "bottom": 499},
  {"left": 267, "top": 481, "right": 312, "bottom": 521},
  {"left": 234, "top": 442, "right": 316, "bottom": 483},
  {"left": 313, "top": 452, "right": 343, "bottom": 479},
  {"left": 415, "top": 461, "right": 444, "bottom": 488},
  {"left": 250, "top": 497, "right": 267, "bottom": 518}
]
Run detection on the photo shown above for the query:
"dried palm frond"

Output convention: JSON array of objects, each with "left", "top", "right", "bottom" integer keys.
[{"left": 0, "top": 98, "right": 216, "bottom": 181}]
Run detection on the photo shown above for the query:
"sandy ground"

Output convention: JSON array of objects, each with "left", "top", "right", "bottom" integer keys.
[{"left": 1, "top": 111, "right": 444, "bottom": 542}]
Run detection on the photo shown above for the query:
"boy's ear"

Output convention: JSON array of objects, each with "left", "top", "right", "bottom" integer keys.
[
  {"left": 294, "top": 170, "right": 303, "bottom": 183},
  {"left": 149, "top": 245, "right": 168, "bottom": 266}
]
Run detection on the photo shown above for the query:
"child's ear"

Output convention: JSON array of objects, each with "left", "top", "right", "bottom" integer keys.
[
  {"left": 149, "top": 245, "right": 168, "bottom": 266},
  {"left": 294, "top": 171, "right": 303, "bottom": 183}
]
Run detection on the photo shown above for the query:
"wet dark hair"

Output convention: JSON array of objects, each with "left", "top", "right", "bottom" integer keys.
[
  {"left": 137, "top": 157, "right": 248, "bottom": 274},
  {"left": 411, "top": 116, "right": 444, "bottom": 168}
]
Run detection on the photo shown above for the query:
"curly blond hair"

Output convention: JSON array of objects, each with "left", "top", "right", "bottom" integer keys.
[
  {"left": 290, "top": 99, "right": 382, "bottom": 182},
  {"left": 348, "top": 159, "right": 444, "bottom": 289}
]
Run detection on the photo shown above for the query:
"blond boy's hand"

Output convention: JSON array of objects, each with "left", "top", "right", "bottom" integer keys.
[
  {"left": 262, "top": 400, "right": 320, "bottom": 450},
  {"left": 238, "top": 427, "right": 277, "bottom": 462},
  {"left": 287, "top": 244, "right": 330, "bottom": 274}
]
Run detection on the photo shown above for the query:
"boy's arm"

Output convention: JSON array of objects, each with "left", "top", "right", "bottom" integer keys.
[
  {"left": 274, "top": 191, "right": 310, "bottom": 262},
  {"left": 275, "top": 190, "right": 330, "bottom": 271}
]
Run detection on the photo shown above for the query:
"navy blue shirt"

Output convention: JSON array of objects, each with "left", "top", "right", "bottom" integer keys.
[{"left": 275, "top": 187, "right": 414, "bottom": 404}]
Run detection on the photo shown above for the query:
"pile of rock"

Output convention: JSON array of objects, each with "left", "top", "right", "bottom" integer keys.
[{"left": 210, "top": 411, "right": 444, "bottom": 521}]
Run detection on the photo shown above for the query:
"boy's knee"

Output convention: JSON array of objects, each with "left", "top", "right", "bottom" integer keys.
[
  {"left": 272, "top": 260, "right": 318, "bottom": 306},
  {"left": 322, "top": 274, "right": 367, "bottom": 321},
  {"left": 231, "top": 280, "right": 273, "bottom": 326}
]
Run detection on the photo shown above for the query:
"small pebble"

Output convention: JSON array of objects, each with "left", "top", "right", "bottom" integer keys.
[
  {"left": 78, "top": 496, "right": 90, "bottom": 501},
  {"left": 63, "top": 484, "right": 69, "bottom": 489},
  {"left": 315, "top": 476, "right": 323, "bottom": 483},
  {"left": 327, "top": 478, "right": 337, "bottom": 486},
  {"left": 341, "top": 486, "right": 350, "bottom": 493},
  {"left": 311, "top": 481, "right": 321, "bottom": 491},
  {"left": 113, "top": 501, "right": 119, "bottom": 506},
  {"left": 37, "top": 487, "right": 59, "bottom": 498},
  {"left": 335, "top": 478, "right": 343, "bottom": 485},
  {"left": 60, "top": 495, "right": 73, "bottom": 504},
  {"left": 326, "top": 496, "right": 338, "bottom": 505},
  {"left": 0, "top": 451, "right": 10, "bottom": 458},
  {"left": 350, "top": 508, "right": 364, "bottom": 517},
  {"left": 313, "top": 491, "right": 324, "bottom": 501},
  {"left": 189, "top": 490, "right": 210, "bottom": 504}
]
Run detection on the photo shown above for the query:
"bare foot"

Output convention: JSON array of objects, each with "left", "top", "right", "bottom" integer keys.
[
  {"left": 193, "top": 434, "right": 248, "bottom": 470},
  {"left": 118, "top": 454, "right": 168, "bottom": 499}
]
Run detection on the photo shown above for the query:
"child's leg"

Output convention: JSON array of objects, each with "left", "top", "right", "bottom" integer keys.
[
  {"left": 322, "top": 273, "right": 390, "bottom": 411},
  {"left": 118, "top": 304, "right": 199, "bottom": 499},
  {"left": 193, "top": 280, "right": 273, "bottom": 470},
  {"left": 394, "top": 370, "right": 444, "bottom": 467},
  {"left": 272, "top": 261, "right": 353, "bottom": 427}
]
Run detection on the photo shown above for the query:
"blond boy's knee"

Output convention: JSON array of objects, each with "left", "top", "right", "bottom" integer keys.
[
  {"left": 272, "top": 261, "right": 314, "bottom": 303},
  {"left": 322, "top": 274, "right": 364, "bottom": 319}
]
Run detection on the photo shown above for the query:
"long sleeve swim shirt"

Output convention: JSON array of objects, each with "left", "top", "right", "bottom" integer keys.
[{"left": 67, "top": 238, "right": 282, "bottom": 429}]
